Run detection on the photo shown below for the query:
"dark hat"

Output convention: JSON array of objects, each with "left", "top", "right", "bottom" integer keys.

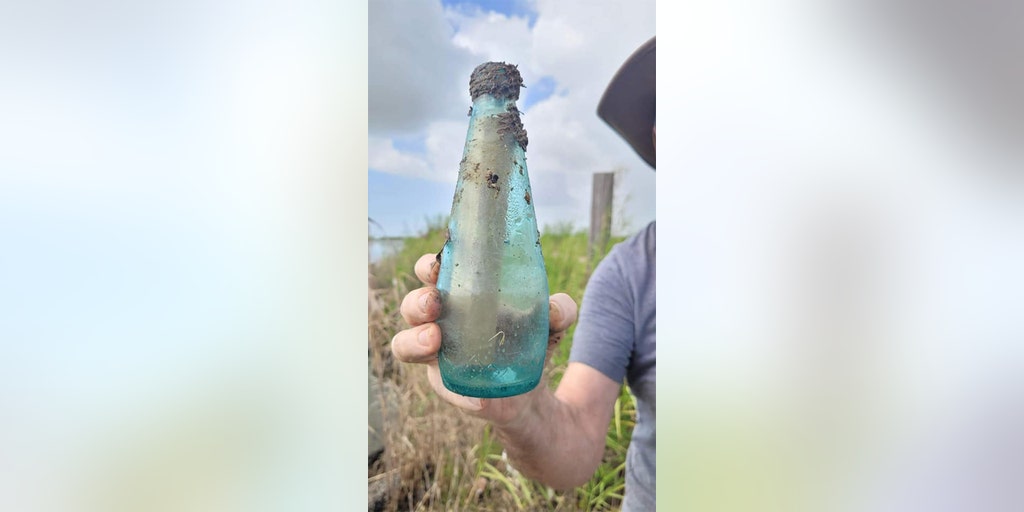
[{"left": 597, "top": 37, "right": 656, "bottom": 169}]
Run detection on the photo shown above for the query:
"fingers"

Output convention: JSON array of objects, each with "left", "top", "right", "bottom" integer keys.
[
  {"left": 391, "top": 323, "right": 441, "bottom": 364},
  {"left": 548, "top": 293, "right": 578, "bottom": 334},
  {"left": 400, "top": 286, "right": 442, "bottom": 326},
  {"left": 414, "top": 253, "right": 441, "bottom": 285},
  {"left": 426, "top": 363, "right": 484, "bottom": 411}
]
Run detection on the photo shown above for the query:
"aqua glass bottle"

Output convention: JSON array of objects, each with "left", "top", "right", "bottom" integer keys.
[{"left": 435, "top": 62, "right": 550, "bottom": 398}]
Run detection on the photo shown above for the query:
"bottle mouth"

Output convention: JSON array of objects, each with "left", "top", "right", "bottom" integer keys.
[{"left": 469, "top": 62, "right": 524, "bottom": 101}]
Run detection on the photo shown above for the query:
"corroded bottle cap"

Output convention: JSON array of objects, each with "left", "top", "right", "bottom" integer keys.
[{"left": 469, "top": 62, "right": 524, "bottom": 101}]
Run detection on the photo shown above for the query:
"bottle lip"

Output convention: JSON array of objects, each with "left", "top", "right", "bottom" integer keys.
[{"left": 470, "top": 62, "right": 524, "bottom": 101}]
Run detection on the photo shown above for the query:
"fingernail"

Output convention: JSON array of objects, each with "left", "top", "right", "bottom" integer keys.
[
  {"left": 549, "top": 301, "right": 562, "bottom": 325},
  {"left": 418, "top": 324, "right": 433, "bottom": 346},
  {"left": 464, "top": 397, "right": 482, "bottom": 410}
]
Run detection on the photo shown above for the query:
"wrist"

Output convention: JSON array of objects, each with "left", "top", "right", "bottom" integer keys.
[{"left": 492, "top": 382, "right": 548, "bottom": 433}]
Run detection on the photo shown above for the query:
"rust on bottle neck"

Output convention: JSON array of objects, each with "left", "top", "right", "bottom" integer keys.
[{"left": 496, "top": 106, "right": 528, "bottom": 150}]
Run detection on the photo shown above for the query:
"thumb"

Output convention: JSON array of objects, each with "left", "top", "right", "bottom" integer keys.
[{"left": 548, "top": 293, "right": 578, "bottom": 335}]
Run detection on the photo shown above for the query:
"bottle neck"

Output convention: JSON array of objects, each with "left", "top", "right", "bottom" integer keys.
[{"left": 471, "top": 94, "right": 514, "bottom": 117}]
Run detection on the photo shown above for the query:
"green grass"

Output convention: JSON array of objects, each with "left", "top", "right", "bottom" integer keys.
[{"left": 369, "top": 218, "right": 633, "bottom": 511}]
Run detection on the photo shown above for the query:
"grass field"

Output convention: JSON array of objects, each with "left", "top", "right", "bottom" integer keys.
[{"left": 368, "top": 220, "right": 634, "bottom": 511}]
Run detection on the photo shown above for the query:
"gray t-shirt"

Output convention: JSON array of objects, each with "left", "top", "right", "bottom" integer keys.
[{"left": 569, "top": 221, "right": 656, "bottom": 511}]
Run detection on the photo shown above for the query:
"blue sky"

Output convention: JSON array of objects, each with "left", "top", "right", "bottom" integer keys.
[{"left": 369, "top": 0, "right": 656, "bottom": 238}]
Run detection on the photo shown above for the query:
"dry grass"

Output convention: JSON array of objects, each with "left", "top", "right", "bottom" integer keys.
[{"left": 369, "top": 221, "right": 634, "bottom": 511}]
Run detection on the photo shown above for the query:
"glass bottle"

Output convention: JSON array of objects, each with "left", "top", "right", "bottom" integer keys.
[{"left": 435, "top": 62, "right": 550, "bottom": 398}]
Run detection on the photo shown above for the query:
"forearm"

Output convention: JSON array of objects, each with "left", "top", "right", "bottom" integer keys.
[{"left": 492, "top": 383, "right": 611, "bottom": 490}]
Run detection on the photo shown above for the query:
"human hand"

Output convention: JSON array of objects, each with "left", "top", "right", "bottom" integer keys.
[{"left": 390, "top": 253, "right": 578, "bottom": 426}]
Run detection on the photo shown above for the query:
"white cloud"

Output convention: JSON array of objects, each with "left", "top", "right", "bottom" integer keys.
[
  {"left": 446, "top": 9, "right": 536, "bottom": 75},
  {"left": 531, "top": 0, "right": 655, "bottom": 93},
  {"left": 369, "top": 119, "right": 467, "bottom": 182},
  {"left": 368, "top": 0, "right": 477, "bottom": 134},
  {"left": 368, "top": 136, "right": 431, "bottom": 176},
  {"left": 423, "top": 119, "right": 470, "bottom": 181}
]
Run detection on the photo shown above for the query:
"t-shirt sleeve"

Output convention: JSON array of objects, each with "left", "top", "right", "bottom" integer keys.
[{"left": 568, "top": 250, "right": 634, "bottom": 384}]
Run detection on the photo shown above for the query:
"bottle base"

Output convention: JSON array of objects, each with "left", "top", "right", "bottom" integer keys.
[{"left": 439, "top": 368, "right": 541, "bottom": 398}]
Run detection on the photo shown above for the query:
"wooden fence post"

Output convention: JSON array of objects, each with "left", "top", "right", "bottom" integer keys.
[{"left": 588, "top": 172, "right": 615, "bottom": 267}]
